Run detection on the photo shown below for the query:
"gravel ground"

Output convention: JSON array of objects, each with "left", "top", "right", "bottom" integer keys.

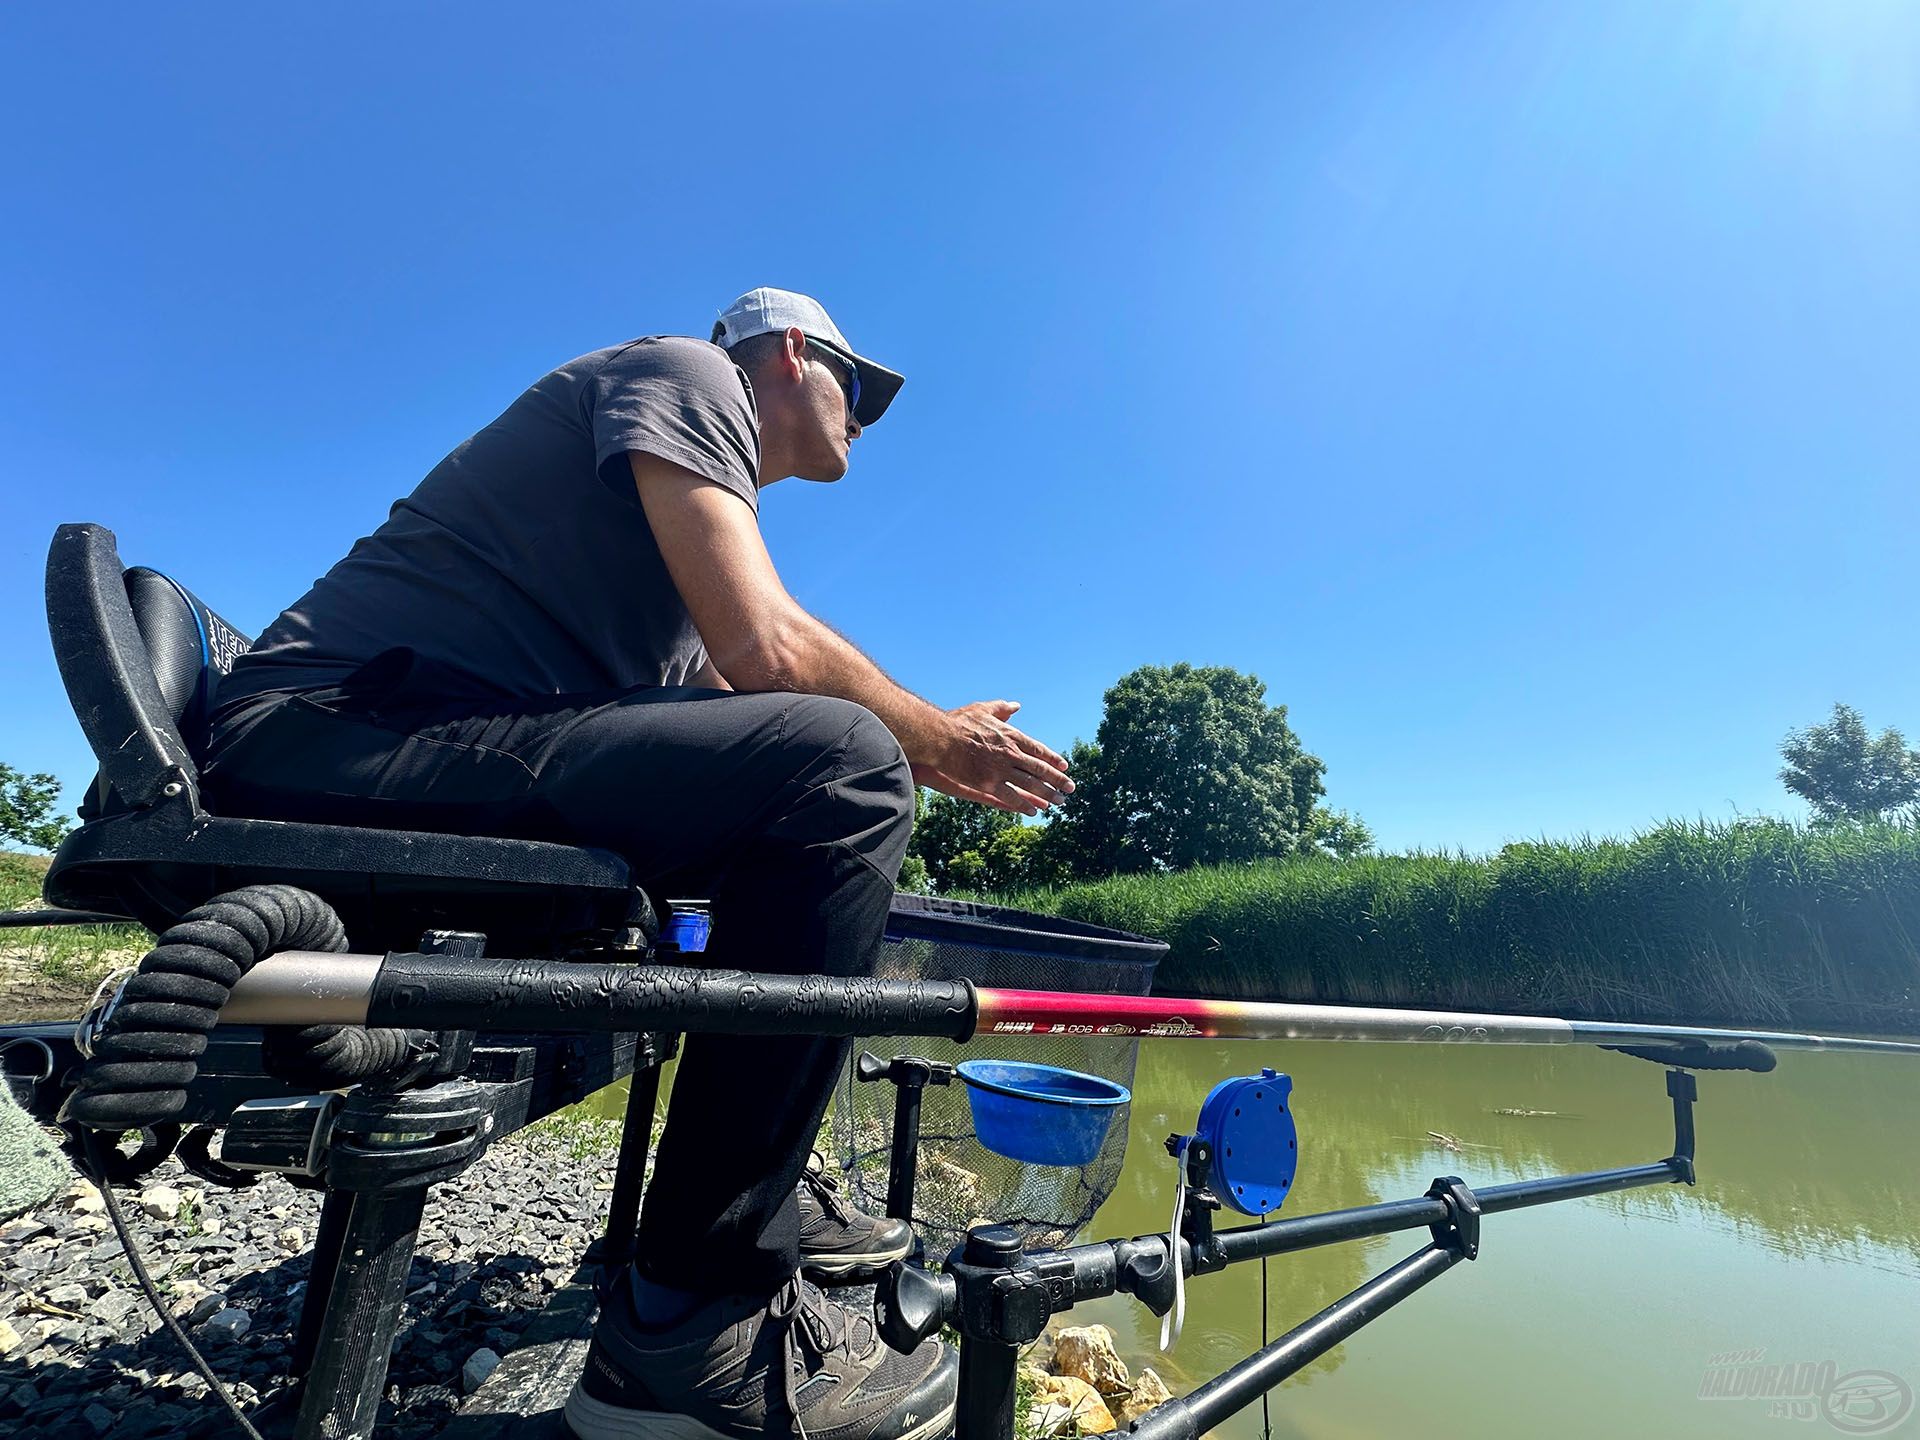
[{"left": 0, "top": 1124, "right": 623, "bottom": 1439}]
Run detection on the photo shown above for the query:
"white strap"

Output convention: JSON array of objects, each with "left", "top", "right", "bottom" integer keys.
[{"left": 1159, "top": 1137, "right": 1188, "bottom": 1352}]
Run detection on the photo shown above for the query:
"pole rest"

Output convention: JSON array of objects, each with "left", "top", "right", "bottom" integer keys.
[
  {"left": 1666, "top": 1066, "right": 1698, "bottom": 1185},
  {"left": 855, "top": 1052, "right": 955, "bottom": 1230},
  {"left": 1605, "top": 1038, "right": 1776, "bottom": 1072},
  {"left": 855, "top": 1051, "right": 955, "bottom": 1089}
]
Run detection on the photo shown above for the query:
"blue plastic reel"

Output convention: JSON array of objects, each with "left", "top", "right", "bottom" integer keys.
[{"left": 1194, "top": 1067, "right": 1298, "bottom": 1215}]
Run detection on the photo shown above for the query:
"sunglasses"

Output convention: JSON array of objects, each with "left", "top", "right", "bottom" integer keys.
[{"left": 808, "top": 340, "right": 861, "bottom": 421}]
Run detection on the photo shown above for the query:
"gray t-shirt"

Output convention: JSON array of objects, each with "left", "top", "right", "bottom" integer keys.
[{"left": 215, "top": 335, "right": 761, "bottom": 715}]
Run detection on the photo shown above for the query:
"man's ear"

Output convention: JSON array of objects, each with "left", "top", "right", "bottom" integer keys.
[{"left": 779, "top": 326, "right": 808, "bottom": 382}]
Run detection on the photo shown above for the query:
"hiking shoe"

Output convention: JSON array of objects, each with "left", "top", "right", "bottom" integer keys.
[
  {"left": 797, "top": 1151, "right": 914, "bottom": 1281},
  {"left": 564, "top": 1269, "right": 957, "bottom": 1440}
]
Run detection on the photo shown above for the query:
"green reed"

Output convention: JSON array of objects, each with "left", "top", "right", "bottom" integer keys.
[{"left": 990, "top": 820, "right": 1920, "bottom": 1032}]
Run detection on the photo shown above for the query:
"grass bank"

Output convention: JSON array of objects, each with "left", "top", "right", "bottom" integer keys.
[
  {"left": 0, "top": 851, "right": 150, "bottom": 1019},
  {"left": 990, "top": 820, "right": 1920, "bottom": 1034}
]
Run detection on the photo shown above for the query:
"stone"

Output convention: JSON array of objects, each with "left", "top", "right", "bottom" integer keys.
[
  {"left": 168, "top": 1279, "right": 210, "bottom": 1315},
  {"left": 81, "top": 1402, "right": 115, "bottom": 1435},
  {"left": 1053, "top": 1324, "right": 1132, "bottom": 1397},
  {"left": 0, "top": 1216, "right": 50, "bottom": 1243},
  {"left": 461, "top": 1346, "right": 502, "bottom": 1394},
  {"left": 188, "top": 1291, "right": 226, "bottom": 1324},
  {"left": 45, "top": 1281, "right": 90, "bottom": 1309},
  {"left": 1029, "top": 1373, "right": 1116, "bottom": 1435},
  {"left": 139, "top": 1184, "right": 183, "bottom": 1222},
  {"left": 91, "top": 1289, "right": 140, "bottom": 1327},
  {"left": 0, "top": 1319, "right": 20, "bottom": 1356},
  {"left": 277, "top": 1226, "right": 305, "bottom": 1251},
  {"left": 1117, "top": 1367, "right": 1175, "bottom": 1424},
  {"left": 68, "top": 1181, "right": 104, "bottom": 1214},
  {"left": 200, "top": 1307, "right": 251, "bottom": 1342}
]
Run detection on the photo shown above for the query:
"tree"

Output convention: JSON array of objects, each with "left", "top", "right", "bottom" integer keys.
[
  {"left": 908, "top": 789, "right": 1021, "bottom": 892},
  {"left": 1308, "top": 806, "right": 1375, "bottom": 859},
  {"left": 0, "top": 764, "right": 74, "bottom": 852},
  {"left": 1779, "top": 704, "right": 1920, "bottom": 823},
  {"left": 1045, "top": 663, "right": 1327, "bottom": 875},
  {"left": 946, "top": 824, "right": 1056, "bottom": 894}
]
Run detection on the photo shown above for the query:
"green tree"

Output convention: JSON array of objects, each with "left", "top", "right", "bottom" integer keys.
[
  {"left": 0, "top": 764, "right": 73, "bottom": 852},
  {"left": 909, "top": 789, "right": 1020, "bottom": 892},
  {"left": 1779, "top": 704, "right": 1920, "bottom": 823},
  {"left": 896, "top": 853, "right": 931, "bottom": 894},
  {"left": 946, "top": 824, "right": 1055, "bottom": 894},
  {"left": 1046, "top": 663, "right": 1327, "bottom": 875},
  {"left": 1308, "top": 806, "right": 1375, "bottom": 859}
]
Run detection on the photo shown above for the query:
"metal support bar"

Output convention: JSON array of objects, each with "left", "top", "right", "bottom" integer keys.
[
  {"left": 855, "top": 1053, "right": 955, "bottom": 1222},
  {"left": 1121, "top": 1241, "right": 1468, "bottom": 1440},
  {"left": 1667, "top": 1066, "right": 1698, "bottom": 1184},
  {"left": 589, "top": 1060, "right": 665, "bottom": 1274}
]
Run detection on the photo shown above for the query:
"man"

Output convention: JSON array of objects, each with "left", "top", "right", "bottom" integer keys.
[{"left": 203, "top": 288, "right": 1073, "bottom": 1440}]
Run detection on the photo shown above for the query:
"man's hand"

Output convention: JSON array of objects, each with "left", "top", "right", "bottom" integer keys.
[{"left": 913, "top": 700, "right": 1073, "bottom": 816}]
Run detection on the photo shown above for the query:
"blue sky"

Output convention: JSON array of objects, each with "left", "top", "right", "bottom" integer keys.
[{"left": 3, "top": 3, "right": 1915, "bottom": 855}]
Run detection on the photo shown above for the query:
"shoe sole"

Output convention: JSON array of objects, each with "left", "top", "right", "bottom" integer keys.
[
  {"left": 563, "top": 1387, "right": 956, "bottom": 1440},
  {"left": 800, "top": 1242, "right": 914, "bottom": 1279}
]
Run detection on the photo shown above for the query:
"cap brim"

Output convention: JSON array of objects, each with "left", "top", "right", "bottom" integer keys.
[
  {"left": 850, "top": 356, "right": 904, "bottom": 428},
  {"left": 811, "top": 335, "right": 903, "bottom": 427}
]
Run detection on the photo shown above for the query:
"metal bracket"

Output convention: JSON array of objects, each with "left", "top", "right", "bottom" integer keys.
[{"left": 1425, "top": 1176, "right": 1482, "bottom": 1260}]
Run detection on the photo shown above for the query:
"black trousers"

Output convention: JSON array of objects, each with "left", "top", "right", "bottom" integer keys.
[{"left": 204, "top": 660, "right": 914, "bottom": 1295}]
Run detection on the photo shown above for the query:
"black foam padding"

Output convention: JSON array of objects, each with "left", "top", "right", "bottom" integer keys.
[
  {"left": 65, "top": 885, "right": 348, "bottom": 1129},
  {"left": 368, "top": 957, "right": 979, "bottom": 1041}
]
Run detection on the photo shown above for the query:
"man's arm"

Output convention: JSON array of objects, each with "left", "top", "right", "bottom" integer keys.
[
  {"left": 631, "top": 453, "right": 1070, "bottom": 814},
  {"left": 690, "top": 655, "right": 733, "bottom": 691}
]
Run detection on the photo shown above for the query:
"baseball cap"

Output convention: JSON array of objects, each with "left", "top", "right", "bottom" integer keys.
[{"left": 711, "top": 287, "right": 905, "bottom": 428}]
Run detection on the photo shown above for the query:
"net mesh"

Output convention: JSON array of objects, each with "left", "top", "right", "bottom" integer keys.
[{"left": 829, "top": 896, "right": 1163, "bottom": 1254}]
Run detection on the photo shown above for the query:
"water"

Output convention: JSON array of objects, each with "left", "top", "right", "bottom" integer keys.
[
  {"left": 586, "top": 1040, "right": 1920, "bottom": 1437},
  {"left": 1075, "top": 1041, "right": 1920, "bottom": 1439}
]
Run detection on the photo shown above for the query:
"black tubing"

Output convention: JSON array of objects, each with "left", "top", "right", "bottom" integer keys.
[{"left": 67, "top": 886, "right": 347, "bottom": 1128}]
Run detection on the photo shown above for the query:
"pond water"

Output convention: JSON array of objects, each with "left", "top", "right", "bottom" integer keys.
[{"left": 587, "top": 1038, "right": 1920, "bottom": 1438}]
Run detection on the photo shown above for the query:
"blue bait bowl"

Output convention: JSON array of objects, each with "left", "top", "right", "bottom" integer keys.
[{"left": 956, "top": 1059, "right": 1130, "bottom": 1167}]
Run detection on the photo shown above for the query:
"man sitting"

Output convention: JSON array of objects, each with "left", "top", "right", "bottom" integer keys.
[{"left": 203, "top": 288, "right": 1073, "bottom": 1440}]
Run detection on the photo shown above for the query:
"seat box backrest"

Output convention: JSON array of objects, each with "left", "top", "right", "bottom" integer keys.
[{"left": 47, "top": 523, "right": 251, "bottom": 818}]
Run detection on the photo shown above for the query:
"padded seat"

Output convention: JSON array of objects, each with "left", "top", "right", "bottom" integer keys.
[{"left": 43, "top": 524, "right": 647, "bottom": 952}]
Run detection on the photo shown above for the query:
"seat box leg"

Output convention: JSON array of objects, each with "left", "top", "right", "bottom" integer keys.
[
  {"left": 293, "top": 1185, "right": 430, "bottom": 1440},
  {"left": 291, "top": 1187, "right": 356, "bottom": 1379}
]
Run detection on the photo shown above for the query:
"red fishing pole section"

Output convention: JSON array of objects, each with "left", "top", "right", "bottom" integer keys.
[{"left": 974, "top": 987, "right": 1240, "bottom": 1038}]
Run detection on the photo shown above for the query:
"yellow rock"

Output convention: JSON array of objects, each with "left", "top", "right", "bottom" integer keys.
[
  {"left": 1117, "top": 1366, "right": 1174, "bottom": 1424},
  {"left": 1029, "top": 1373, "right": 1117, "bottom": 1435},
  {"left": 1053, "top": 1324, "right": 1132, "bottom": 1397}
]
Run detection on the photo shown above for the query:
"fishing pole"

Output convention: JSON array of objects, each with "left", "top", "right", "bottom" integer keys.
[{"left": 206, "top": 949, "right": 1920, "bottom": 1060}]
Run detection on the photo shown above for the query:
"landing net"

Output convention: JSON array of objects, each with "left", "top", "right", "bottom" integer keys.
[{"left": 830, "top": 895, "right": 1164, "bottom": 1253}]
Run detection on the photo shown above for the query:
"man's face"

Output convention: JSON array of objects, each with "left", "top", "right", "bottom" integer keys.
[{"left": 788, "top": 340, "right": 863, "bottom": 482}]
